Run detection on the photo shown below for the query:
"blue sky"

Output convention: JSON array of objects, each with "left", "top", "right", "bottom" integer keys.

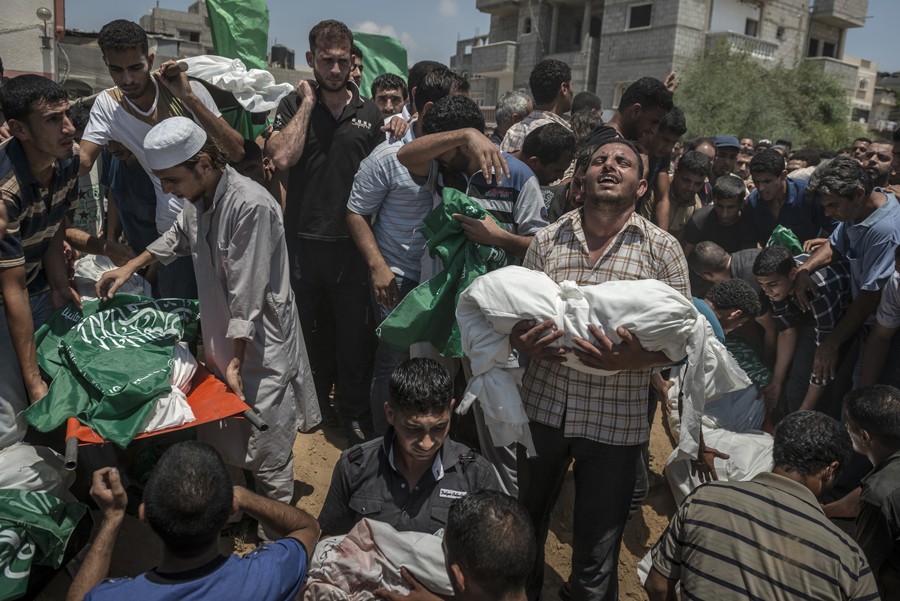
[{"left": 65, "top": 0, "right": 899, "bottom": 72}]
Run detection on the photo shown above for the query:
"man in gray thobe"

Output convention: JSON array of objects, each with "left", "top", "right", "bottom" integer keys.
[{"left": 98, "top": 117, "right": 319, "bottom": 515}]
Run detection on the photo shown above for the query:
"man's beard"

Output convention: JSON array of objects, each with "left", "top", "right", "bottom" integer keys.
[{"left": 314, "top": 69, "right": 348, "bottom": 93}]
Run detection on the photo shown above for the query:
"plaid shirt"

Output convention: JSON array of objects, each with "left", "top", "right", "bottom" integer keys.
[
  {"left": 521, "top": 209, "right": 690, "bottom": 445},
  {"left": 766, "top": 254, "right": 852, "bottom": 346},
  {"left": 499, "top": 110, "right": 572, "bottom": 153}
]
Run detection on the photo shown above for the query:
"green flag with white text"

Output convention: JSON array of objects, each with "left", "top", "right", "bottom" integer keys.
[
  {"left": 206, "top": 0, "right": 269, "bottom": 70},
  {"left": 352, "top": 32, "right": 408, "bottom": 98}
]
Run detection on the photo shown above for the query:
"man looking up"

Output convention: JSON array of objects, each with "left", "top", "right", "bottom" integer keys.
[
  {"left": 500, "top": 59, "right": 573, "bottom": 153},
  {"left": 584, "top": 77, "right": 673, "bottom": 148},
  {"left": 267, "top": 20, "right": 385, "bottom": 443},
  {"left": 79, "top": 19, "right": 244, "bottom": 300},
  {"left": 371, "top": 73, "right": 407, "bottom": 118},
  {"left": 490, "top": 90, "right": 532, "bottom": 145}
]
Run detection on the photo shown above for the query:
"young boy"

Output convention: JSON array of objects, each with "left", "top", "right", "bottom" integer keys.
[{"left": 682, "top": 174, "right": 755, "bottom": 256}]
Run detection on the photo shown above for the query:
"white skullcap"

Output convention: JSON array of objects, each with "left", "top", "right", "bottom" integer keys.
[{"left": 143, "top": 116, "right": 208, "bottom": 171}]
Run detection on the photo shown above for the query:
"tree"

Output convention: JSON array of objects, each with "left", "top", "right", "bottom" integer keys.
[{"left": 676, "top": 42, "right": 865, "bottom": 149}]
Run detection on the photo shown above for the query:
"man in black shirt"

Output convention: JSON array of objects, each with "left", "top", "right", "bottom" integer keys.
[{"left": 683, "top": 174, "right": 755, "bottom": 256}]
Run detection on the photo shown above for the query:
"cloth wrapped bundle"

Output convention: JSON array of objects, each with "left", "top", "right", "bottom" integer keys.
[
  {"left": 456, "top": 265, "right": 751, "bottom": 458},
  {"left": 182, "top": 55, "right": 294, "bottom": 113}
]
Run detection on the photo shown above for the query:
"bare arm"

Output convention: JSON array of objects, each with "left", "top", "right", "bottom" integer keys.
[
  {"left": 0, "top": 266, "right": 46, "bottom": 403},
  {"left": 861, "top": 322, "right": 897, "bottom": 385},
  {"left": 764, "top": 327, "right": 797, "bottom": 410},
  {"left": 346, "top": 210, "right": 400, "bottom": 308},
  {"left": 65, "top": 228, "right": 135, "bottom": 266},
  {"left": 644, "top": 567, "right": 678, "bottom": 601},
  {"left": 105, "top": 189, "right": 121, "bottom": 242},
  {"left": 451, "top": 213, "right": 533, "bottom": 258},
  {"left": 78, "top": 140, "right": 103, "bottom": 177},
  {"left": 266, "top": 81, "right": 316, "bottom": 172},
  {"left": 755, "top": 311, "right": 778, "bottom": 367},
  {"left": 397, "top": 127, "right": 509, "bottom": 182},
  {"left": 233, "top": 486, "right": 320, "bottom": 553},
  {"left": 654, "top": 173, "right": 671, "bottom": 231},
  {"left": 96, "top": 249, "right": 158, "bottom": 299},
  {"left": 792, "top": 241, "right": 835, "bottom": 311}
]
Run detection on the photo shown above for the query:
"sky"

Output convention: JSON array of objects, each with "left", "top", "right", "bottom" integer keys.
[{"left": 64, "top": 0, "right": 899, "bottom": 72}]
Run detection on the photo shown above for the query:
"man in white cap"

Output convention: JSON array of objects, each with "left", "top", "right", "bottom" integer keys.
[{"left": 96, "top": 117, "right": 319, "bottom": 523}]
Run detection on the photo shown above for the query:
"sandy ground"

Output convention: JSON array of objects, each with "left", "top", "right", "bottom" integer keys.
[{"left": 38, "top": 406, "right": 677, "bottom": 600}]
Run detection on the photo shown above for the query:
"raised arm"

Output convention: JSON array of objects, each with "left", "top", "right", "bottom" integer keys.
[
  {"left": 266, "top": 81, "right": 316, "bottom": 172},
  {"left": 397, "top": 127, "right": 509, "bottom": 182}
]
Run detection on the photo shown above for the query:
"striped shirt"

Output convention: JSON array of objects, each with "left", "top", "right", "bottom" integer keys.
[
  {"left": 0, "top": 137, "right": 78, "bottom": 297},
  {"left": 347, "top": 137, "right": 432, "bottom": 281},
  {"left": 521, "top": 209, "right": 689, "bottom": 446},
  {"left": 651, "top": 472, "right": 879, "bottom": 600}
]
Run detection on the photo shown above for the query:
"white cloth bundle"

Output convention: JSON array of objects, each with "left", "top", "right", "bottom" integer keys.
[
  {"left": 140, "top": 343, "right": 197, "bottom": 434},
  {"left": 456, "top": 266, "right": 751, "bottom": 458},
  {"left": 182, "top": 55, "right": 295, "bottom": 113},
  {"left": 73, "top": 254, "right": 151, "bottom": 299}
]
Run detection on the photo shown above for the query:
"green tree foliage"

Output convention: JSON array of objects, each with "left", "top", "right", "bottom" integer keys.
[{"left": 676, "top": 42, "right": 866, "bottom": 149}]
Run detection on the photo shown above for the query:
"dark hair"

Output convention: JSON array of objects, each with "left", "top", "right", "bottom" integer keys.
[
  {"left": 422, "top": 94, "right": 484, "bottom": 135},
  {"left": 738, "top": 148, "right": 753, "bottom": 158},
  {"left": 712, "top": 174, "right": 746, "bottom": 202},
  {"left": 658, "top": 106, "right": 687, "bottom": 137},
  {"left": 350, "top": 44, "right": 363, "bottom": 60},
  {"left": 573, "top": 143, "right": 599, "bottom": 173},
  {"left": 68, "top": 103, "right": 90, "bottom": 133},
  {"left": 854, "top": 136, "right": 873, "bottom": 145},
  {"left": 789, "top": 148, "right": 821, "bottom": 167},
  {"left": 618, "top": 77, "right": 673, "bottom": 113},
  {"left": 143, "top": 442, "right": 233, "bottom": 556},
  {"left": 807, "top": 156, "right": 871, "bottom": 200},
  {"left": 774, "top": 138, "right": 792, "bottom": 150},
  {"left": 450, "top": 72, "right": 470, "bottom": 94},
  {"left": 495, "top": 90, "right": 532, "bottom": 128},
  {"left": 571, "top": 91, "right": 602, "bottom": 114},
  {"left": 407, "top": 60, "right": 446, "bottom": 97},
  {"left": 773, "top": 411, "right": 852, "bottom": 478},
  {"left": 752, "top": 244, "right": 794, "bottom": 277},
  {"left": 592, "top": 137, "right": 645, "bottom": 180},
  {"left": 370, "top": 73, "right": 407, "bottom": 100},
  {"left": 688, "top": 241, "right": 729, "bottom": 273},
  {"left": 308, "top": 20, "right": 352, "bottom": 53},
  {"left": 239, "top": 138, "right": 262, "bottom": 164},
  {"left": 98, "top": 19, "right": 149, "bottom": 56},
  {"left": 528, "top": 59, "right": 571, "bottom": 105},
  {"left": 844, "top": 385, "right": 900, "bottom": 445},
  {"left": 570, "top": 110, "right": 603, "bottom": 143},
  {"left": 0, "top": 74, "right": 68, "bottom": 122},
  {"left": 445, "top": 491, "right": 535, "bottom": 599},
  {"left": 413, "top": 67, "right": 461, "bottom": 113},
  {"left": 181, "top": 138, "right": 228, "bottom": 171},
  {"left": 749, "top": 149, "right": 786, "bottom": 176},
  {"left": 705, "top": 278, "right": 761, "bottom": 318},
  {"left": 676, "top": 150, "right": 710, "bottom": 179},
  {"left": 522, "top": 123, "right": 576, "bottom": 165},
  {"left": 686, "top": 137, "right": 716, "bottom": 153},
  {"left": 388, "top": 358, "right": 452, "bottom": 414}
]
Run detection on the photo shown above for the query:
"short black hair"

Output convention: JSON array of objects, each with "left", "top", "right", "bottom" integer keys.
[
  {"left": 807, "top": 156, "right": 871, "bottom": 200},
  {"left": 351, "top": 44, "right": 363, "bottom": 60},
  {"left": 0, "top": 74, "right": 68, "bottom": 122},
  {"left": 68, "top": 103, "right": 90, "bottom": 133},
  {"left": 308, "top": 20, "right": 352, "bottom": 52},
  {"left": 413, "top": 66, "right": 460, "bottom": 113},
  {"left": 676, "top": 150, "right": 710, "bottom": 179},
  {"left": 774, "top": 138, "right": 792, "bottom": 150},
  {"left": 788, "top": 148, "right": 821, "bottom": 167},
  {"left": 570, "top": 110, "right": 603, "bottom": 144},
  {"left": 522, "top": 123, "right": 576, "bottom": 165},
  {"left": 658, "top": 105, "right": 687, "bottom": 137},
  {"left": 142, "top": 442, "right": 233, "bottom": 557},
  {"left": 854, "top": 136, "right": 873, "bottom": 145},
  {"left": 98, "top": 20, "right": 149, "bottom": 56},
  {"left": 749, "top": 149, "right": 786, "bottom": 176},
  {"left": 705, "top": 278, "right": 761, "bottom": 318},
  {"left": 388, "top": 358, "right": 453, "bottom": 415},
  {"left": 407, "top": 60, "right": 446, "bottom": 97},
  {"left": 528, "top": 59, "right": 571, "bottom": 105},
  {"left": 370, "top": 73, "right": 407, "bottom": 100},
  {"left": 618, "top": 77, "right": 673, "bottom": 113},
  {"left": 592, "top": 137, "right": 645, "bottom": 180},
  {"left": 773, "top": 411, "right": 852, "bottom": 479},
  {"left": 752, "top": 245, "right": 794, "bottom": 277},
  {"left": 686, "top": 136, "right": 716, "bottom": 153},
  {"left": 844, "top": 385, "right": 900, "bottom": 446},
  {"left": 688, "top": 241, "right": 729, "bottom": 273},
  {"left": 445, "top": 491, "right": 535, "bottom": 599},
  {"left": 571, "top": 91, "right": 602, "bottom": 114},
  {"left": 712, "top": 174, "right": 746, "bottom": 202},
  {"left": 573, "top": 143, "right": 599, "bottom": 173},
  {"left": 422, "top": 94, "right": 484, "bottom": 135}
]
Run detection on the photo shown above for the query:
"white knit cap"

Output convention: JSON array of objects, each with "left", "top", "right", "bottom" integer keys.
[{"left": 143, "top": 117, "right": 208, "bottom": 171}]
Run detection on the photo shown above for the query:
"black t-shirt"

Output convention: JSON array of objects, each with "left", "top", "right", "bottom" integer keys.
[
  {"left": 729, "top": 248, "right": 762, "bottom": 293},
  {"left": 683, "top": 205, "right": 757, "bottom": 253},
  {"left": 274, "top": 83, "right": 383, "bottom": 240}
]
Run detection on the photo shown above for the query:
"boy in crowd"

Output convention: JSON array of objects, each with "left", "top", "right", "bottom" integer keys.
[{"left": 682, "top": 175, "right": 755, "bottom": 256}]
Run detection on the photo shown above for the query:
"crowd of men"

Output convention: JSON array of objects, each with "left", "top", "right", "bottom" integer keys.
[{"left": 1, "top": 14, "right": 899, "bottom": 601}]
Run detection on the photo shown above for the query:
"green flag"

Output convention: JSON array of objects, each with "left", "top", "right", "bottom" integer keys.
[
  {"left": 206, "top": 0, "right": 269, "bottom": 70},
  {"left": 352, "top": 32, "right": 408, "bottom": 98}
]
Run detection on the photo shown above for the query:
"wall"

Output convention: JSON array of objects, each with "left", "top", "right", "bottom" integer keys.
[
  {"left": 709, "top": 0, "right": 759, "bottom": 34},
  {"left": 0, "top": 0, "right": 57, "bottom": 79}
]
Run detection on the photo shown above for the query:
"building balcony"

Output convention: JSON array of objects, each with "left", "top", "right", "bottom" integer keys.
[
  {"left": 805, "top": 56, "right": 859, "bottom": 91},
  {"left": 811, "top": 0, "right": 868, "bottom": 29},
  {"left": 475, "top": 0, "right": 519, "bottom": 15},
  {"left": 706, "top": 31, "right": 778, "bottom": 61},
  {"left": 471, "top": 41, "right": 517, "bottom": 76}
]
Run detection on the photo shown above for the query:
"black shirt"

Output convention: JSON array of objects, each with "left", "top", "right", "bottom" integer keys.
[
  {"left": 273, "top": 82, "right": 383, "bottom": 240},
  {"left": 683, "top": 205, "right": 757, "bottom": 253}
]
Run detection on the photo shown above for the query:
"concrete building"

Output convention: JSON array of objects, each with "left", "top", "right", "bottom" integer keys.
[
  {"left": 869, "top": 87, "right": 897, "bottom": 135},
  {"left": 455, "top": 0, "right": 872, "bottom": 121},
  {"left": 0, "top": 0, "right": 65, "bottom": 80},
  {"left": 140, "top": 0, "right": 214, "bottom": 58}
]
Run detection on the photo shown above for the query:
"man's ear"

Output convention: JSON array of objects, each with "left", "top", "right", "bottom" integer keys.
[
  {"left": 147, "top": 53, "right": 156, "bottom": 69},
  {"left": 384, "top": 402, "right": 394, "bottom": 426},
  {"left": 450, "top": 563, "right": 466, "bottom": 592},
  {"left": 626, "top": 103, "right": 643, "bottom": 119},
  {"left": 138, "top": 502, "right": 147, "bottom": 524},
  {"left": 6, "top": 118, "right": 27, "bottom": 141},
  {"left": 449, "top": 398, "right": 456, "bottom": 412},
  {"left": 306, "top": 51, "right": 315, "bottom": 69},
  {"left": 524, "top": 155, "right": 542, "bottom": 173}
]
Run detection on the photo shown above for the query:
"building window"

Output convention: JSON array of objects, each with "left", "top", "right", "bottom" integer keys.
[
  {"left": 807, "top": 38, "right": 819, "bottom": 57},
  {"left": 523, "top": 17, "right": 532, "bottom": 34},
  {"left": 744, "top": 19, "right": 758, "bottom": 37},
  {"left": 627, "top": 4, "right": 652, "bottom": 29},
  {"left": 189, "top": 31, "right": 200, "bottom": 43},
  {"left": 822, "top": 41, "right": 836, "bottom": 58},
  {"left": 776, "top": 26, "right": 786, "bottom": 41},
  {"left": 859, "top": 78, "right": 868, "bottom": 90}
]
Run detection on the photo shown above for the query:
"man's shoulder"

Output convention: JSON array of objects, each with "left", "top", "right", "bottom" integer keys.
[
  {"left": 688, "top": 204, "right": 714, "bottom": 225},
  {"left": 501, "top": 153, "right": 540, "bottom": 189},
  {"left": 338, "top": 437, "right": 383, "bottom": 469},
  {"left": 862, "top": 452, "right": 900, "bottom": 506},
  {"left": 441, "top": 438, "right": 499, "bottom": 484},
  {"left": 632, "top": 212, "right": 682, "bottom": 250}
]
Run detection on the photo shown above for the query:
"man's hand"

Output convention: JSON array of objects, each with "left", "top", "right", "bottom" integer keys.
[
  {"left": 382, "top": 116, "right": 409, "bottom": 141},
  {"left": 372, "top": 265, "right": 401, "bottom": 309},
  {"left": 802, "top": 237, "right": 828, "bottom": 253},
  {"left": 762, "top": 380, "right": 782, "bottom": 411},
  {"left": 791, "top": 270, "right": 819, "bottom": 312},
  {"left": 463, "top": 130, "right": 509, "bottom": 185},
  {"left": 374, "top": 567, "right": 447, "bottom": 601},
  {"left": 572, "top": 325, "right": 661, "bottom": 371},
  {"left": 663, "top": 70, "right": 680, "bottom": 93},
  {"left": 651, "top": 375, "right": 674, "bottom": 416},
  {"left": 691, "top": 446, "right": 729, "bottom": 483},
  {"left": 90, "top": 467, "right": 128, "bottom": 523},
  {"left": 225, "top": 355, "right": 244, "bottom": 401},
  {"left": 51, "top": 285, "right": 82, "bottom": 311},
  {"left": 103, "top": 240, "right": 136, "bottom": 267},
  {"left": 811, "top": 339, "right": 839, "bottom": 385},
  {"left": 96, "top": 266, "right": 136, "bottom": 300},
  {"left": 510, "top": 319, "right": 568, "bottom": 362},
  {"left": 155, "top": 60, "right": 193, "bottom": 102},
  {"left": 295, "top": 79, "right": 316, "bottom": 103},
  {"left": 26, "top": 379, "right": 49, "bottom": 406},
  {"left": 452, "top": 213, "right": 508, "bottom": 247}
]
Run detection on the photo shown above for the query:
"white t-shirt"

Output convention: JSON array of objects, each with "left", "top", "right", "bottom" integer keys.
[
  {"left": 876, "top": 271, "right": 900, "bottom": 329},
  {"left": 82, "top": 79, "right": 221, "bottom": 233}
]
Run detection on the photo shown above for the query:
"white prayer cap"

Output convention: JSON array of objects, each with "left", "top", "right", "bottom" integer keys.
[{"left": 143, "top": 117, "right": 208, "bottom": 171}]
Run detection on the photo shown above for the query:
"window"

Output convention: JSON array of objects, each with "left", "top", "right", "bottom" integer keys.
[
  {"left": 822, "top": 41, "right": 836, "bottom": 58},
  {"left": 744, "top": 19, "right": 758, "bottom": 37},
  {"left": 858, "top": 78, "right": 869, "bottom": 90},
  {"left": 189, "top": 31, "right": 200, "bottom": 43},
  {"left": 807, "top": 38, "right": 819, "bottom": 57},
  {"left": 627, "top": 4, "right": 652, "bottom": 29},
  {"left": 776, "top": 26, "right": 786, "bottom": 41},
  {"left": 523, "top": 17, "right": 532, "bottom": 34}
]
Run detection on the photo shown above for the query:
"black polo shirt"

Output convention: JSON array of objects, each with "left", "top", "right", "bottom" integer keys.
[
  {"left": 273, "top": 82, "right": 383, "bottom": 240},
  {"left": 317, "top": 428, "right": 502, "bottom": 536}
]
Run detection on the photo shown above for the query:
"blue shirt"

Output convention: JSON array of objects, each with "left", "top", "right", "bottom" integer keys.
[
  {"left": 693, "top": 297, "right": 725, "bottom": 343},
  {"left": 743, "top": 178, "right": 831, "bottom": 244},
  {"left": 101, "top": 148, "right": 158, "bottom": 254},
  {"left": 85, "top": 538, "right": 308, "bottom": 601},
  {"left": 829, "top": 190, "right": 900, "bottom": 297}
]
